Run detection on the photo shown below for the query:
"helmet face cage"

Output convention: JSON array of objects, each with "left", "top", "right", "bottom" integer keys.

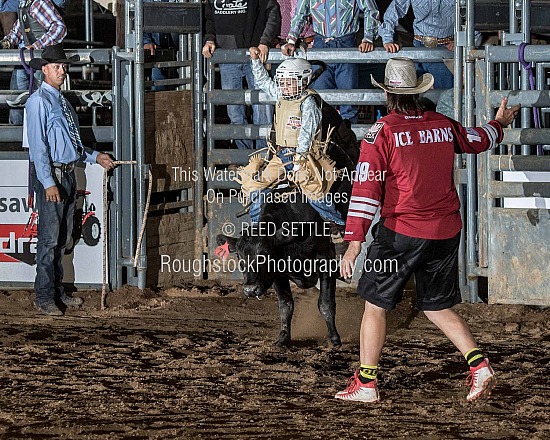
[{"left": 275, "top": 59, "right": 313, "bottom": 100}]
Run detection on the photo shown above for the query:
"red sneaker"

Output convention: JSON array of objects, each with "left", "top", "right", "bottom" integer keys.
[
  {"left": 335, "top": 371, "right": 380, "bottom": 402},
  {"left": 466, "top": 359, "right": 496, "bottom": 402}
]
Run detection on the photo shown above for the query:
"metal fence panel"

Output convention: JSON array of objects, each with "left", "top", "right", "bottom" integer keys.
[{"left": 489, "top": 208, "right": 550, "bottom": 305}]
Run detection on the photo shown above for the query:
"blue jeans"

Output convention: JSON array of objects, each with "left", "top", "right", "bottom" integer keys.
[
  {"left": 413, "top": 40, "right": 454, "bottom": 89},
  {"left": 32, "top": 166, "right": 77, "bottom": 304},
  {"left": 220, "top": 63, "right": 273, "bottom": 150},
  {"left": 249, "top": 148, "right": 344, "bottom": 225},
  {"left": 10, "top": 67, "right": 43, "bottom": 125},
  {"left": 311, "top": 33, "right": 358, "bottom": 123}
]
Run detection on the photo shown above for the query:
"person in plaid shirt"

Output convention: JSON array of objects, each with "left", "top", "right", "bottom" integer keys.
[
  {"left": 0, "top": 0, "right": 66, "bottom": 125},
  {"left": 282, "top": 0, "right": 380, "bottom": 123}
]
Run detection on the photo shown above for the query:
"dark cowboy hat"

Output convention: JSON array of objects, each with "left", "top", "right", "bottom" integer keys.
[{"left": 29, "top": 44, "right": 79, "bottom": 70}]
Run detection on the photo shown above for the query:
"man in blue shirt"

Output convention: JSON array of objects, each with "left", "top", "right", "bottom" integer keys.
[
  {"left": 378, "top": 0, "right": 455, "bottom": 89},
  {"left": 25, "top": 44, "right": 114, "bottom": 316}
]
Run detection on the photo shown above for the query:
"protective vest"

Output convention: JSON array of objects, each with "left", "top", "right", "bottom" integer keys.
[
  {"left": 19, "top": 0, "right": 46, "bottom": 46},
  {"left": 274, "top": 89, "right": 319, "bottom": 148}
]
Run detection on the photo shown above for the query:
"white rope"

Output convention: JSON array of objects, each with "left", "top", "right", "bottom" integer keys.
[{"left": 101, "top": 161, "right": 153, "bottom": 309}]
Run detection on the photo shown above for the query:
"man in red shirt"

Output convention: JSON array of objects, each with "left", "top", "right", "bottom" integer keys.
[{"left": 335, "top": 57, "right": 520, "bottom": 403}]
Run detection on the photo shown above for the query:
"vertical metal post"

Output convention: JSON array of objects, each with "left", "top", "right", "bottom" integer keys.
[
  {"left": 205, "top": 56, "right": 215, "bottom": 255},
  {"left": 112, "top": 47, "right": 121, "bottom": 289},
  {"left": 520, "top": 0, "right": 532, "bottom": 155},
  {"left": 120, "top": 1, "right": 137, "bottom": 286},
  {"left": 206, "top": 58, "right": 215, "bottom": 156},
  {"left": 485, "top": 55, "right": 495, "bottom": 294},
  {"left": 193, "top": 15, "right": 204, "bottom": 275},
  {"left": 509, "top": 0, "right": 520, "bottom": 94},
  {"left": 477, "top": 58, "right": 489, "bottom": 271},
  {"left": 455, "top": 0, "right": 467, "bottom": 299},
  {"left": 84, "top": 0, "right": 94, "bottom": 47},
  {"left": 84, "top": 0, "right": 95, "bottom": 81},
  {"left": 134, "top": 0, "right": 147, "bottom": 289},
  {"left": 465, "top": 0, "right": 478, "bottom": 302},
  {"left": 178, "top": 33, "right": 188, "bottom": 90}
]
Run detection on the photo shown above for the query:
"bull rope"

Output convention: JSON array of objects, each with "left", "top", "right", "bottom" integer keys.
[{"left": 101, "top": 161, "right": 153, "bottom": 309}]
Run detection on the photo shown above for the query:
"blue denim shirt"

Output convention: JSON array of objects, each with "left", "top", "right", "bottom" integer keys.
[
  {"left": 24, "top": 81, "right": 98, "bottom": 189},
  {"left": 379, "top": 0, "right": 454, "bottom": 44}
]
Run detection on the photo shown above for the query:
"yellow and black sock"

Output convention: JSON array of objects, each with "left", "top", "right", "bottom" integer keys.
[
  {"left": 465, "top": 348, "right": 485, "bottom": 368},
  {"left": 358, "top": 364, "right": 378, "bottom": 384}
]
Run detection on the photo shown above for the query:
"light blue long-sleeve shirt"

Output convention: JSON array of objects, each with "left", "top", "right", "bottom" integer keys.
[
  {"left": 379, "top": 0, "right": 454, "bottom": 44},
  {"left": 251, "top": 58, "right": 321, "bottom": 155},
  {"left": 25, "top": 81, "right": 98, "bottom": 189}
]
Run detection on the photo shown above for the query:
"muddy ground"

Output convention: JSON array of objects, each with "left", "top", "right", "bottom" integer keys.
[{"left": 0, "top": 282, "right": 548, "bottom": 439}]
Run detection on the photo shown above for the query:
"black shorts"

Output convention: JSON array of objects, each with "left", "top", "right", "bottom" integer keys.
[{"left": 357, "top": 222, "right": 461, "bottom": 311}]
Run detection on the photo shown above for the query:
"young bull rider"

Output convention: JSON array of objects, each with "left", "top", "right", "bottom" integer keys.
[
  {"left": 335, "top": 57, "right": 520, "bottom": 403},
  {"left": 238, "top": 48, "right": 349, "bottom": 244}
]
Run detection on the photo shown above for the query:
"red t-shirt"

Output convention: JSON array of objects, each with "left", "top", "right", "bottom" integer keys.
[{"left": 345, "top": 110, "right": 503, "bottom": 241}]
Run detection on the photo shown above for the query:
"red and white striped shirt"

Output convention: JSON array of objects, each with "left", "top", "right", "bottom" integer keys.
[{"left": 345, "top": 110, "right": 503, "bottom": 241}]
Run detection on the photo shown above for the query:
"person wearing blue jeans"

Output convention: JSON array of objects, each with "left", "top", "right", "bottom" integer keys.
[
  {"left": 203, "top": 0, "right": 280, "bottom": 150},
  {"left": 220, "top": 63, "right": 273, "bottom": 150},
  {"left": 379, "top": 0, "right": 461, "bottom": 89},
  {"left": 0, "top": 0, "right": 67, "bottom": 124},
  {"left": 309, "top": 33, "right": 359, "bottom": 122},
  {"left": 248, "top": 148, "right": 344, "bottom": 225},
  {"left": 25, "top": 45, "right": 115, "bottom": 316},
  {"left": 412, "top": 39, "right": 453, "bottom": 89},
  {"left": 282, "top": 0, "right": 380, "bottom": 123}
]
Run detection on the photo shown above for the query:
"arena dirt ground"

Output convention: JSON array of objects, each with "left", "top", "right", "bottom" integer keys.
[{"left": 0, "top": 281, "right": 548, "bottom": 439}]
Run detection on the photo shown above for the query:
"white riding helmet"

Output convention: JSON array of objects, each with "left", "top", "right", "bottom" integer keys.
[{"left": 275, "top": 58, "right": 313, "bottom": 99}]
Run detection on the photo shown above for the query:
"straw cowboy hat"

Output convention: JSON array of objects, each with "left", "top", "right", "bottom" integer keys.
[
  {"left": 29, "top": 44, "right": 79, "bottom": 70},
  {"left": 371, "top": 57, "right": 434, "bottom": 94}
]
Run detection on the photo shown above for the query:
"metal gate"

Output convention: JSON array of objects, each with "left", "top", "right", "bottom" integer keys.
[
  {"left": 203, "top": 0, "right": 550, "bottom": 305},
  {"left": 459, "top": 0, "right": 550, "bottom": 305}
]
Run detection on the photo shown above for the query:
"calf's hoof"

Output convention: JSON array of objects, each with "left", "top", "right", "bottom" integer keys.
[
  {"left": 330, "top": 333, "right": 342, "bottom": 347},
  {"left": 274, "top": 331, "right": 291, "bottom": 348}
]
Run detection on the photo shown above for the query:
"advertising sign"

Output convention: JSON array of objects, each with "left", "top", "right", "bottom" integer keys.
[{"left": 0, "top": 160, "right": 105, "bottom": 286}]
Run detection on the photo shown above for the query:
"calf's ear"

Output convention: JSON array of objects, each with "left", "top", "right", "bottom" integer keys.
[{"left": 216, "top": 234, "right": 237, "bottom": 252}]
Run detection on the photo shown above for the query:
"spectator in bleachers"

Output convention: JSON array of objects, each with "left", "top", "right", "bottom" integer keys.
[
  {"left": 378, "top": 0, "right": 455, "bottom": 89},
  {"left": 282, "top": 0, "right": 380, "bottom": 124},
  {"left": 0, "top": 0, "right": 67, "bottom": 125},
  {"left": 202, "top": 0, "right": 281, "bottom": 150},
  {"left": 277, "top": 0, "right": 314, "bottom": 48}
]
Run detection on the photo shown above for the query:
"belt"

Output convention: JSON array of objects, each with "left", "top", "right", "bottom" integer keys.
[
  {"left": 414, "top": 35, "right": 454, "bottom": 48},
  {"left": 52, "top": 161, "right": 76, "bottom": 173}
]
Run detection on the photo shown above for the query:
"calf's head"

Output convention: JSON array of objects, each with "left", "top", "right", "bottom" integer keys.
[{"left": 216, "top": 226, "right": 294, "bottom": 299}]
